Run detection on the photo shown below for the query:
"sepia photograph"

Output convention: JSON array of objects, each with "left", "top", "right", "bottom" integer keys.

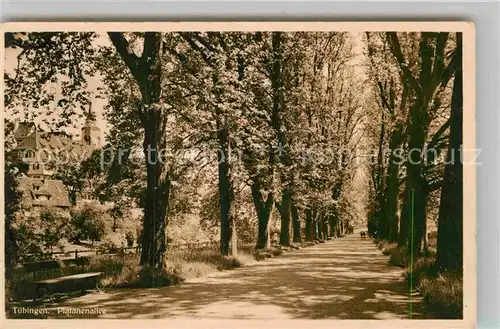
[{"left": 2, "top": 22, "right": 475, "bottom": 325}]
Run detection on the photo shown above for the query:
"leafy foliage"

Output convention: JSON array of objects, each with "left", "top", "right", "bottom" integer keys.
[{"left": 69, "top": 205, "right": 107, "bottom": 245}]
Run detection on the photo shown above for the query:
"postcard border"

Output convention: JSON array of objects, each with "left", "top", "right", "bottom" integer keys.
[{"left": 0, "top": 21, "right": 476, "bottom": 329}]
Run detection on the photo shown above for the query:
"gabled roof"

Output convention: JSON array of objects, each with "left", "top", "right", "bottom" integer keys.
[
  {"left": 15, "top": 130, "right": 40, "bottom": 150},
  {"left": 17, "top": 177, "right": 71, "bottom": 208}
]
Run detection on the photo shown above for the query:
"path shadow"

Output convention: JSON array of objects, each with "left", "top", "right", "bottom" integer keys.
[{"left": 41, "top": 234, "right": 435, "bottom": 319}]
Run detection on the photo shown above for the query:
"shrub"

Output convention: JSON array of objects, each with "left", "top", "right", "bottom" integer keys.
[
  {"left": 419, "top": 271, "right": 463, "bottom": 318},
  {"left": 164, "top": 259, "right": 214, "bottom": 281},
  {"left": 377, "top": 238, "right": 462, "bottom": 319},
  {"left": 89, "top": 255, "right": 126, "bottom": 281},
  {"left": 218, "top": 256, "right": 242, "bottom": 270},
  {"left": 87, "top": 245, "right": 252, "bottom": 289},
  {"left": 388, "top": 246, "right": 410, "bottom": 267},
  {"left": 39, "top": 207, "right": 70, "bottom": 252},
  {"left": 69, "top": 206, "right": 106, "bottom": 245},
  {"left": 404, "top": 255, "right": 437, "bottom": 286},
  {"left": 5, "top": 267, "right": 34, "bottom": 301},
  {"left": 382, "top": 242, "right": 398, "bottom": 256},
  {"left": 8, "top": 206, "right": 70, "bottom": 259},
  {"left": 88, "top": 254, "right": 175, "bottom": 288},
  {"left": 377, "top": 240, "right": 387, "bottom": 250},
  {"left": 267, "top": 246, "right": 283, "bottom": 257}
]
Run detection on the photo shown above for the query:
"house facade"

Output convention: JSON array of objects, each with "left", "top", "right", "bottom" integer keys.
[{"left": 14, "top": 110, "right": 102, "bottom": 212}]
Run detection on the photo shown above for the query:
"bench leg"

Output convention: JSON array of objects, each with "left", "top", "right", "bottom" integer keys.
[
  {"left": 33, "top": 285, "right": 41, "bottom": 303},
  {"left": 93, "top": 276, "right": 101, "bottom": 292},
  {"left": 82, "top": 277, "right": 101, "bottom": 293}
]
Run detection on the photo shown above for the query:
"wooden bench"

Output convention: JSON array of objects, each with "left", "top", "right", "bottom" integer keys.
[{"left": 23, "top": 257, "right": 103, "bottom": 302}]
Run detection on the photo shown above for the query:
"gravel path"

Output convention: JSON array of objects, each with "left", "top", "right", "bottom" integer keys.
[{"left": 46, "top": 233, "right": 432, "bottom": 319}]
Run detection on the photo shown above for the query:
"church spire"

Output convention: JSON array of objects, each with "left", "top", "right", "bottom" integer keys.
[
  {"left": 82, "top": 100, "right": 101, "bottom": 148},
  {"left": 86, "top": 101, "right": 96, "bottom": 122}
]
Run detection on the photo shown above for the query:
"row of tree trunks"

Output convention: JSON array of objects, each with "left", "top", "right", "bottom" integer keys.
[
  {"left": 385, "top": 32, "right": 455, "bottom": 258},
  {"left": 302, "top": 206, "right": 349, "bottom": 242}
]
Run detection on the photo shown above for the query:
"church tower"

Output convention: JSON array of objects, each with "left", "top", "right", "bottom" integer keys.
[{"left": 81, "top": 102, "right": 102, "bottom": 149}]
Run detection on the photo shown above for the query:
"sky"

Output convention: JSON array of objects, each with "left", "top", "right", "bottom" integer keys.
[{"left": 3, "top": 33, "right": 110, "bottom": 141}]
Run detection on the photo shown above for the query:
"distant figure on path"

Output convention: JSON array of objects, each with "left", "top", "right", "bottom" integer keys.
[{"left": 360, "top": 231, "right": 367, "bottom": 240}]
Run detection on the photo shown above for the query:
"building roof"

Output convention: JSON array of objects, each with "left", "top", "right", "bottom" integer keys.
[
  {"left": 17, "top": 177, "right": 71, "bottom": 208},
  {"left": 15, "top": 129, "right": 94, "bottom": 163}
]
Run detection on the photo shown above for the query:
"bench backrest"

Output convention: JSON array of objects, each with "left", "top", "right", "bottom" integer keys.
[
  {"left": 23, "top": 257, "right": 91, "bottom": 280},
  {"left": 23, "top": 260, "right": 61, "bottom": 273},
  {"left": 61, "top": 257, "right": 90, "bottom": 269}
]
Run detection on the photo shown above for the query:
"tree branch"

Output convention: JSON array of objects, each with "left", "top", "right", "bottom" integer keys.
[
  {"left": 386, "top": 32, "right": 423, "bottom": 97},
  {"left": 107, "top": 32, "right": 141, "bottom": 79},
  {"left": 179, "top": 33, "right": 212, "bottom": 64},
  {"left": 426, "top": 118, "right": 451, "bottom": 151}
]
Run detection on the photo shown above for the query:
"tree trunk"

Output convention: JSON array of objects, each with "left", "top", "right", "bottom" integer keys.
[
  {"left": 331, "top": 208, "right": 339, "bottom": 238},
  {"left": 328, "top": 215, "right": 335, "bottom": 239},
  {"left": 108, "top": 32, "right": 169, "bottom": 269},
  {"left": 317, "top": 213, "right": 324, "bottom": 240},
  {"left": 405, "top": 102, "right": 429, "bottom": 257},
  {"left": 218, "top": 139, "right": 236, "bottom": 256},
  {"left": 252, "top": 182, "right": 274, "bottom": 249},
  {"left": 405, "top": 167, "right": 427, "bottom": 257},
  {"left": 398, "top": 189, "right": 410, "bottom": 247},
  {"left": 291, "top": 203, "right": 301, "bottom": 243},
  {"left": 375, "top": 111, "right": 386, "bottom": 239},
  {"left": 278, "top": 188, "right": 292, "bottom": 246},
  {"left": 140, "top": 137, "right": 171, "bottom": 267},
  {"left": 423, "top": 215, "right": 429, "bottom": 252},
  {"left": 384, "top": 123, "right": 404, "bottom": 242},
  {"left": 436, "top": 33, "right": 463, "bottom": 271},
  {"left": 323, "top": 215, "right": 329, "bottom": 239},
  {"left": 305, "top": 208, "right": 313, "bottom": 241},
  {"left": 312, "top": 208, "right": 319, "bottom": 240}
]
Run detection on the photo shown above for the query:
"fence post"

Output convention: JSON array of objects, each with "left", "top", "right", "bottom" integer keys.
[{"left": 75, "top": 250, "right": 78, "bottom": 259}]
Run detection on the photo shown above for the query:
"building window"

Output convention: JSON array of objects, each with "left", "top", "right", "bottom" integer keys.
[
  {"left": 25, "top": 150, "right": 35, "bottom": 158},
  {"left": 33, "top": 163, "right": 40, "bottom": 170},
  {"left": 33, "top": 185, "right": 40, "bottom": 191}
]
